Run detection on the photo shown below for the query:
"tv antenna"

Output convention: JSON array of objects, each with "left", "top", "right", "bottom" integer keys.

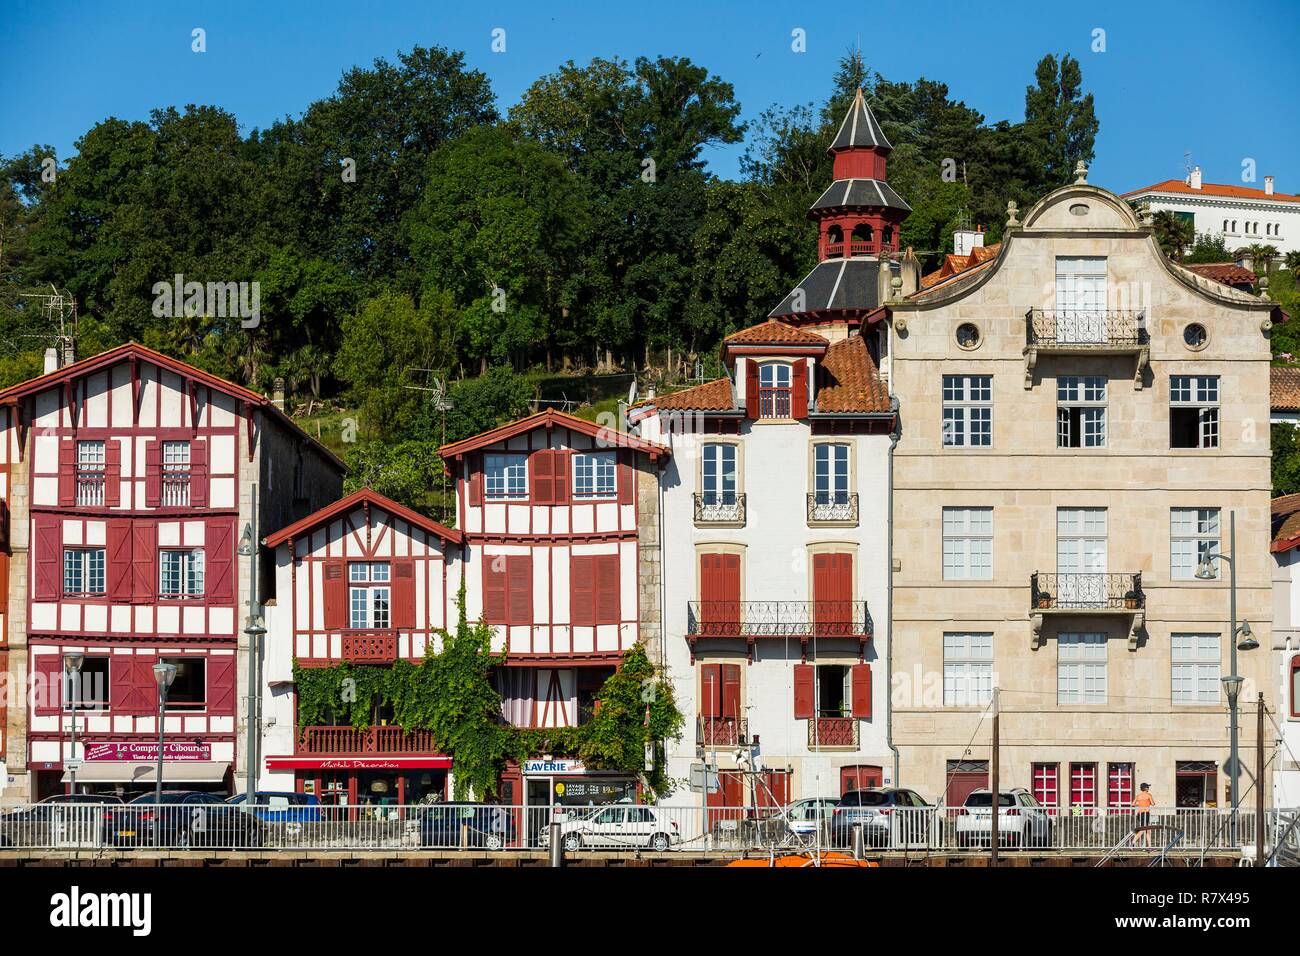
[{"left": 18, "top": 284, "right": 78, "bottom": 364}]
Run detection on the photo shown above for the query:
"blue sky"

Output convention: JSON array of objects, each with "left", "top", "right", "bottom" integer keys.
[{"left": 2, "top": 0, "right": 1298, "bottom": 201}]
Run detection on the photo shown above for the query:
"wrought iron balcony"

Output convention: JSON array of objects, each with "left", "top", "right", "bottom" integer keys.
[
  {"left": 808, "top": 716, "right": 859, "bottom": 749},
  {"left": 340, "top": 629, "right": 399, "bottom": 663},
  {"left": 296, "top": 725, "right": 439, "bottom": 756},
  {"left": 697, "top": 716, "right": 749, "bottom": 748},
  {"left": 686, "top": 600, "right": 872, "bottom": 662},
  {"left": 1030, "top": 572, "right": 1146, "bottom": 650},
  {"left": 1023, "top": 310, "right": 1150, "bottom": 390},
  {"left": 693, "top": 493, "right": 746, "bottom": 526},
  {"left": 807, "top": 492, "right": 859, "bottom": 525}
]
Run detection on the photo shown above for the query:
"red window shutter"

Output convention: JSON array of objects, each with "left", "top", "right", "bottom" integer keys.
[
  {"left": 570, "top": 555, "right": 595, "bottom": 627},
  {"left": 699, "top": 664, "right": 721, "bottom": 717},
  {"left": 745, "top": 363, "right": 759, "bottom": 418},
  {"left": 552, "top": 450, "right": 570, "bottom": 504},
  {"left": 204, "top": 518, "right": 233, "bottom": 602},
  {"left": 110, "top": 656, "right": 137, "bottom": 713},
  {"left": 507, "top": 555, "right": 532, "bottom": 624},
  {"left": 595, "top": 554, "right": 620, "bottom": 624},
  {"left": 391, "top": 559, "right": 416, "bottom": 629},
  {"left": 322, "top": 559, "right": 347, "bottom": 629},
  {"left": 483, "top": 556, "right": 507, "bottom": 624},
  {"left": 700, "top": 552, "right": 741, "bottom": 632},
  {"left": 792, "top": 359, "right": 809, "bottom": 418},
  {"left": 793, "top": 663, "right": 815, "bottom": 720},
  {"left": 107, "top": 519, "right": 133, "bottom": 601},
  {"left": 131, "top": 522, "right": 156, "bottom": 603},
  {"left": 58, "top": 441, "right": 76, "bottom": 506},
  {"left": 131, "top": 656, "right": 158, "bottom": 715},
  {"left": 530, "top": 451, "right": 554, "bottom": 505},
  {"left": 467, "top": 456, "right": 484, "bottom": 507},
  {"left": 34, "top": 655, "right": 63, "bottom": 716},
  {"left": 189, "top": 440, "right": 208, "bottom": 507},
  {"left": 105, "top": 440, "right": 122, "bottom": 507},
  {"left": 851, "top": 662, "right": 873, "bottom": 718},
  {"left": 617, "top": 450, "right": 635, "bottom": 505},
  {"left": 144, "top": 440, "right": 162, "bottom": 507},
  {"left": 207, "top": 654, "right": 236, "bottom": 713},
  {"left": 721, "top": 663, "right": 741, "bottom": 718},
  {"left": 32, "top": 516, "right": 62, "bottom": 601}
]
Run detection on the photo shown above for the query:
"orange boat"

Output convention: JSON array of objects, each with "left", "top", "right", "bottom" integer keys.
[{"left": 726, "top": 852, "right": 878, "bottom": 868}]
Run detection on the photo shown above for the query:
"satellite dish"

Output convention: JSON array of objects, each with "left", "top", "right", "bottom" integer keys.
[{"left": 628, "top": 381, "right": 638, "bottom": 405}]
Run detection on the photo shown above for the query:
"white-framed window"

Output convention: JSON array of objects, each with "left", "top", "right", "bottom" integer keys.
[
  {"left": 159, "top": 549, "right": 204, "bottom": 598},
  {"left": 942, "top": 507, "right": 993, "bottom": 580},
  {"left": 1172, "top": 633, "right": 1221, "bottom": 705},
  {"left": 1170, "top": 375, "right": 1219, "bottom": 449},
  {"left": 76, "top": 440, "right": 106, "bottom": 506},
  {"left": 1171, "top": 508, "right": 1220, "bottom": 580},
  {"left": 942, "top": 375, "right": 992, "bottom": 447},
  {"left": 701, "top": 443, "right": 737, "bottom": 504},
  {"left": 1055, "top": 257, "right": 1108, "bottom": 343},
  {"left": 1058, "top": 632, "right": 1107, "bottom": 704},
  {"left": 77, "top": 440, "right": 105, "bottom": 470},
  {"left": 1057, "top": 508, "right": 1108, "bottom": 572},
  {"left": 813, "top": 443, "right": 851, "bottom": 504},
  {"left": 1057, "top": 376, "right": 1107, "bottom": 448},
  {"left": 63, "top": 548, "right": 105, "bottom": 595},
  {"left": 573, "top": 451, "right": 617, "bottom": 499},
  {"left": 484, "top": 453, "right": 528, "bottom": 499},
  {"left": 161, "top": 440, "right": 191, "bottom": 507},
  {"left": 943, "top": 632, "right": 993, "bottom": 706},
  {"left": 758, "top": 362, "right": 792, "bottom": 419},
  {"left": 348, "top": 561, "right": 391, "bottom": 629}
]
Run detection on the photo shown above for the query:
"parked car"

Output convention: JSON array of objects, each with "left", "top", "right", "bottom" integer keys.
[
  {"left": 955, "top": 788, "right": 1055, "bottom": 848},
  {"left": 0, "top": 794, "right": 124, "bottom": 847},
  {"left": 106, "top": 791, "right": 265, "bottom": 848},
  {"left": 227, "top": 791, "right": 323, "bottom": 823},
  {"left": 776, "top": 798, "right": 839, "bottom": 840},
  {"left": 419, "top": 803, "right": 516, "bottom": 850},
  {"left": 557, "top": 805, "right": 681, "bottom": 852},
  {"left": 831, "top": 788, "right": 932, "bottom": 848}
]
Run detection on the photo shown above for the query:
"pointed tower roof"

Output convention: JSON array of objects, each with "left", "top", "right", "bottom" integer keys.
[{"left": 829, "top": 88, "right": 892, "bottom": 153}]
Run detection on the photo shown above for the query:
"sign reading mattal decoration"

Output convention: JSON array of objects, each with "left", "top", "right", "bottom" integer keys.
[{"left": 83, "top": 742, "right": 212, "bottom": 761}]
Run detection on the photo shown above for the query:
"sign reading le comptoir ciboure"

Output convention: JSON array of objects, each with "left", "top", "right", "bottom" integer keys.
[{"left": 83, "top": 742, "right": 212, "bottom": 761}]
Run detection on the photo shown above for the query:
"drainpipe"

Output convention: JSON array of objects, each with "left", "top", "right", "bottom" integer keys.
[{"left": 886, "top": 395, "right": 901, "bottom": 787}]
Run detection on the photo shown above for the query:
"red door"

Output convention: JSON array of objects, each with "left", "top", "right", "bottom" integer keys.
[
  {"left": 813, "top": 552, "right": 853, "bottom": 637},
  {"left": 700, "top": 553, "right": 740, "bottom": 636},
  {"left": 706, "top": 770, "right": 745, "bottom": 829},
  {"left": 841, "top": 765, "right": 883, "bottom": 795},
  {"left": 945, "top": 771, "right": 989, "bottom": 810}
]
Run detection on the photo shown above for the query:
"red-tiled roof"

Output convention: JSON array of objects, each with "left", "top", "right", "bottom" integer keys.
[
  {"left": 1273, "top": 493, "right": 1300, "bottom": 552},
  {"left": 1185, "top": 263, "right": 1257, "bottom": 288},
  {"left": 1123, "top": 179, "right": 1300, "bottom": 204},
  {"left": 723, "top": 319, "right": 829, "bottom": 347},
  {"left": 1272, "top": 493, "right": 1300, "bottom": 517},
  {"left": 437, "top": 408, "right": 669, "bottom": 460},
  {"left": 920, "top": 243, "right": 1001, "bottom": 289},
  {"left": 815, "top": 336, "right": 891, "bottom": 413},
  {"left": 1272, "top": 366, "right": 1300, "bottom": 411},
  {"left": 637, "top": 378, "right": 736, "bottom": 413},
  {"left": 264, "top": 487, "right": 461, "bottom": 548}
]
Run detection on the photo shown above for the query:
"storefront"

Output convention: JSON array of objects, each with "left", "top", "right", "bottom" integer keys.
[
  {"left": 264, "top": 755, "right": 452, "bottom": 816},
  {"left": 506, "top": 759, "right": 638, "bottom": 846},
  {"left": 39, "top": 740, "right": 232, "bottom": 800}
]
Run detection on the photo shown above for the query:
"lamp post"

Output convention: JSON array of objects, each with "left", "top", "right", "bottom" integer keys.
[
  {"left": 1194, "top": 510, "right": 1259, "bottom": 840},
  {"left": 63, "top": 653, "right": 84, "bottom": 794},
  {"left": 152, "top": 661, "right": 177, "bottom": 848},
  {"left": 237, "top": 488, "right": 264, "bottom": 801}
]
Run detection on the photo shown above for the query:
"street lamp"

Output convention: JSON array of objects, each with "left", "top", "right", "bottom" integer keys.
[
  {"left": 152, "top": 661, "right": 177, "bottom": 846},
  {"left": 238, "top": 493, "right": 264, "bottom": 803},
  {"left": 63, "top": 653, "right": 84, "bottom": 794}
]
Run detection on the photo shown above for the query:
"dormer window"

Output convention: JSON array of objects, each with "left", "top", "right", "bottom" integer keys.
[{"left": 758, "top": 363, "right": 792, "bottom": 419}]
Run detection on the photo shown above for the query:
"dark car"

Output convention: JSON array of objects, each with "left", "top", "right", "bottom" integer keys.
[
  {"left": 0, "top": 794, "right": 123, "bottom": 848},
  {"left": 831, "top": 788, "right": 933, "bottom": 849},
  {"left": 419, "top": 803, "right": 516, "bottom": 850},
  {"left": 106, "top": 791, "right": 264, "bottom": 848},
  {"left": 226, "top": 791, "right": 323, "bottom": 823}
]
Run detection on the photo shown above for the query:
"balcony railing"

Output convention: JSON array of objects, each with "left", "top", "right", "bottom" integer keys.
[
  {"left": 340, "top": 629, "right": 399, "bottom": 663},
  {"left": 697, "top": 716, "right": 749, "bottom": 748},
  {"left": 1030, "top": 572, "right": 1145, "bottom": 611},
  {"left": 693, "top": 493, "right": 746, "bottom": 525},
  {"left": 687, "top": 601, "right": 871, "bottom": 639},
  {"left": 161, "top": 472, "right": 191, "bottom": 507},
  {"left": 824, "top": 240, "right": 881, "bottom": 259},
  {"left": 75, "top": 471, "right": 105, "bottom": 507},
  {"left": 808, "top": 716, "right": 858, "bottom": 749},
  {"left": 297, "top": 725, "right": 439, "bottom": 756},
  {"left": 807, "top": 492, "right": 859, "bottom": 525},
  {"left": 1025, "top": 310, "right": 1148, "bottom": 348}
]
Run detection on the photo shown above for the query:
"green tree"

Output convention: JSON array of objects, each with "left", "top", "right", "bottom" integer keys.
[
  {"left": 439, "top": 365, "right": 536, "bottom": 445},
  {"left": 1273, "top": 422, "right": 1300, "bottom": 496},
  {"left": 1152, "top": 211, "right": 1196, "bottom": 261},
  {"left": 1183, "top": 232, "right": 1234, "bottom": 264},
  {"left": 1022, "top": 53, "right": 1098, "bottom": 188}
]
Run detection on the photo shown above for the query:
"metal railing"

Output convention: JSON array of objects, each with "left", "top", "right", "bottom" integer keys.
[
  {"left": 1026, "top": 310, "right": 1148, "bottom": 348},
  {"left": 686, "top": 601, "right": 871, "bottom": 639},
  {"left": 807, "top": 493, "right": 858, "bottom": 525},
  {"left": 339, "top": 630, "right": 399, "bottom": 663},
  {"left": 693, "top": 493, "right": 746, "bottom": 525},
  {"left": 808, "top": 716, "right": 859, "bottom": 748},
  {"left": 297, "top": 725, "right": 439, "bottom": 756},
  {"left": 823, "top": 240, "right": 882, "bottom": 259},
  {"left": 696, "top": 716, "right": 748, "bottom": 748},
  {"left": 0, "top": 803, "right": 1289, "bottom": 856},
  {"left": 1031, "top": 572, "right": 1144, "bottom": 611}
]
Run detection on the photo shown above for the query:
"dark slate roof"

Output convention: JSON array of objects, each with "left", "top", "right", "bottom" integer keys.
[
  {"left": 768, "top": 258, "right": 899, "bottom": 317},
  {"left": 810, "top": 178, "right": 912, "bottom": 213},
  {"left": 829, "top": 89, "right": 893, "bottom": 152}
]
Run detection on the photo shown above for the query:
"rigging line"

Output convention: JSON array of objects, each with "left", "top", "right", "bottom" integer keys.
[{"left": 938, "top": 691, "right": 996, "bottom": 807}]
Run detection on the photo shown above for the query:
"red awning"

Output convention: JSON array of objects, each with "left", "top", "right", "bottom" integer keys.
[{"left": 265, "top": 755, "right": 452, "bottom": 771}]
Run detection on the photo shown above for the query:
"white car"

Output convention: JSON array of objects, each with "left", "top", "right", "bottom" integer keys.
[
  {"left": 558, "top": 805, "right": 682, "bottom": 851},
  {"left": 778, "top": 798, "right": 839, "bottom": 838},
  {"left": 955, "top": 788, "right": 1055, "bottom": 848}
]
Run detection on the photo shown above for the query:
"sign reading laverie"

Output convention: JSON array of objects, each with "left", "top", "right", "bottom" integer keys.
[{"left": 523, "top": 759, "right": 586, "bottom": 775}]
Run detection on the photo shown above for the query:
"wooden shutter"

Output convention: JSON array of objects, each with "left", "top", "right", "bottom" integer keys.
[
  {"left": 131, "top": 656, "right": 158, "bottom": 715},
  {"left": 207, "top": 654, "right": 236, "bottom": 713},
  {"left": 105, "top": 439, "right": 122, "bottom": 507},
  {"left": 467, "top": 456, "right": 484, "bottom": 507},
  {"left": 530, "top": 451, "right": 554, "bottom": 505},
  {"left": 483, "top": 556, "right": 508, "bottom": 624},
  {"left": 699, "top": 664, "right": 721, "bottom": 717},
  {"left": 570, "top": 555, "right": 595, "bottom": 627},
  {"left": 110, "top": 656, "right": 138, "bottom": 714},
  {"left": 793, "top": 663, "right": 815, "bottom": 720},
  {"left": 189, "top": 440, "right": 208, "bottom": 507},
  {"left": 595, "top": 554, "right": 620, "bottom": 624},
  {"left": 144, "top": 440, "right": 162, "bottom": 507},
  {"left": 700, "top": 552, "right": 740, "bottom": 633},
  {"left": 34, "top": 655, "right": 62, "bottom": 716},
  {"left": 552, "top": 450, "right": 569, "bottom": 504},
  {"left": 721, "top": 663, "right": 742, "bottom": 718},
  {"left": 617, "top": 450, "right": 635, "bottom": 505},
  {"left": 322, "top": 559, "right": 347, "bottom": 629},
  {"left": 391, "top": 559, "right": 416, "bottom": 628},
  {"left": 814, "top": 552, "right": 853, "bottom": 635},
  {"left": 131, "top": 522, "right": 157, "bottom": 603},
  {"left": 58, "top": 440, "right": 76, "bottom": 506},
  {"left": 507, "top": 555, "right": 532, "bottom": 624},
  {"left": 745, "top": 362, "right": 759, "bottom": 418},
  {"left": 851, "top": 662, "right": 873, "bottom": 718},
  {"left": 107, "top": 519, "right": 133, "bottom": 601},
  {"left": 792, "top": 359, "right": 809, "bottom": 418},
  {"left": 204, "top": 518, "right": 233, "bottom": 602},
  {"left": 32, "top": 515, "right": 61, "bottom": 601},
  {"left": 758, "top": 770, "right": 791, "bottom": 808}
]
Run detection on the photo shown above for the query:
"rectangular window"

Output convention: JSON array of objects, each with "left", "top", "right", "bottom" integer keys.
[
  {"left": 347, "top": 562, "right": 391, "bottom": 628},
  {"left": 161, "top": 657, "right": 206, "bottom": 709},
  {"left": 1032, "top": 763, "right": 1059, "bottom": 812},
  {"left": 1055, "top": 257, "right": 1108, "bottom": 342},
  {"left": 1170, "top": 375, "right": 1220, "bottom": 448},
  {"left": 76, "top": 440, "right": 106, "bottom": 506},
  {"left": 161, "top": 440, "right": 191, "bottom": 507},
  {"left": 813, "top": 443, "right": 851, "bottom": 503},
  {"left": 1172, "top": 633, "right": 1221, "bottom": 704},
  {"left": 1292, "top": 656, "right": 1300, "bottom": 718},
  {"left": 63, "top": 548, "right": 106, "bottom": 595},
  {"left": 1056, "top": 508, "right": 1108, "bottom": 606},
  {"left": 1069, "top": 762, "right": 1098, "bottom": 811},
  {"left": 816, "top": 664, "right": 851, "bottom": 718},
  {"left": 758, "top": 363, "right": 792, "bottom": 419},
  {"left": 942, "top": 632, "right": 993, "bottom": 706},
  {"left": 1056, "top": 376, "right": 1107, "bottom": 448},
  {"left": 1058, "top": 633, "right": 1107, "bottom": 704},
  {"left": 484, "top": 454, "right": 528, "bottom": 499},
  {"left": 159, "top": 550, "right": 204, "bottom": 598},
  {"left": 1170, "top": 508, "right": 1220, "bottom": 580},
  {"left": 63, "top": 656, "right": 110, "bottom": 711},
  {"left": 1107, "top": 763, "right": 1134, "bottom": 807},
  {"left": 701, "top": 444, "right": 738, "bottom": 504},
  {"left": 942, "top": 507, "right": 993, "bottom": 580},
  {"left": 942, "top": 375, "right": 992, "bottom": 447},
  {"left": 573, "top": 451, "right": 617, "bottom": 499}
]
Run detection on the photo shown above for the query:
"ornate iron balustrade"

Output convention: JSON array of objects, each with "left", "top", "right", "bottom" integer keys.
[
  {"left": 693, "top": 493, "right": 746, "bottom": 525},
  {"left": 340, "top": 629, "right": 399, "bottom": 663},
  {"left": 297, "top": 725, "right": 439, "bottom": 756},
  {"left": 697, "top": 716, "right": 749, "bottom": 748},
  {"left": 1025, "top": 310, "right": 1148, "bottom": 348},
  {"left": 1030, "top": 572, "right": 1145, "bottom": 611},
  {"left": 808, "top": 716, "right": 858, "bottom": 748},
  {"left": 686, "top": 601, "right": 872, "bottom": 663},
  {"left": 807, "top": 492, "right": 859, "bottom": 525}
]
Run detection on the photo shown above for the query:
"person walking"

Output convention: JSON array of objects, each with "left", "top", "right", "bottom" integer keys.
[{"left": 1132, "top": 783, "right": 1155, "bottom": 847}]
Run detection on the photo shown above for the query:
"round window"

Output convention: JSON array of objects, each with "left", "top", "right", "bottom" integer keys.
[
  {"left": 956, "top": 323, "right": 982, "bottom": 350},
  {"left": 1183, "top": 323, "right": 1208, "bottom": 350}
]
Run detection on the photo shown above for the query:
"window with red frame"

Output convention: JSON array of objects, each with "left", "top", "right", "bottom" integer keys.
[
  {"left": 1031, "top": 763, "right": 1059, "bottom": 813},
  {"left": 1107, "top": 762, "right": 1134, "bottom": 807},
  {"left": 758, "top": 363, "right": 792, "bottom": 419},
  {"left": 1069, "top": 762, "right": 1097, "bottom": 812}
]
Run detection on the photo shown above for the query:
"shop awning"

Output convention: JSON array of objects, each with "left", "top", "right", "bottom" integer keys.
[
  {"left": 60, "top": 762, "right": 231, "bottom": 784},
  {"left": 264, "top": 755, "right": 452, "bottom": 771}
]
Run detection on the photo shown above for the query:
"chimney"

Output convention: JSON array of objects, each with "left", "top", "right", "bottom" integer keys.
[
  {"left": 1189, "top": 166, "right": 1202, "bottom": 190},
  {"left": 44, "top": 347, "right": 59, "bottom": 374},
  {"left": 953, "top": 225, "right": 985, "bottom": 257},
  {"left": 271, "top": 377, "right": 286, "bottom": 412},
  {"left": 900, "top": 247, "right": 921, "bottom": 298},
  {"left": 1265, "top": 176, "right": 1275, "bottom": 196}
]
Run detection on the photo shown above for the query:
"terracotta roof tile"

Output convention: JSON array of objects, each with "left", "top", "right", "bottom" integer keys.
[
  {"left": 1185, "top": 263, "right": 1257, "bottom": 288},
  {"left": 1123, "top": 179, "right": 1300, "bottom": 204},
  {"left": 638, "top": 378, "right": 736, "bottom": 412},
  {"left": 921, "top": 243, "right": 1001, "bottom": 289},
  {"left": 1272, "top": 366, "right": 1300, "bottom": 411},
  {"left": 1272, "top": 493, "right": 1300, "bottom": 517},
  {"left": 815, "top": 336, "right": 891, "bottom": 414},
  {"left": 1273, "top": 505, "right": 1300, "bottom": 551},
  {"left": 723, "top": 319, "right": 829, "bottom": 347}
]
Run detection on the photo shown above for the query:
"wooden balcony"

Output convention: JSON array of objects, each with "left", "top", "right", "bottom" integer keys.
[
  {"left": 296, "top": 725, "right": 439, "bottom": 756},
  {"left": 339, "top": 629, "right": 398, "bottom": 663}
]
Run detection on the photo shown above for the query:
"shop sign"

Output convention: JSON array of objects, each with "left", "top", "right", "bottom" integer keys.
[
  {"left": 84, "top": 742, "right": 211, "bottom": 761},
  {"left": 523, "top": 759, "right": 585, "bottom": 775}
]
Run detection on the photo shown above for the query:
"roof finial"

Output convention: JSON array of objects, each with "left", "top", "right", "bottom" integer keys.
[
  {"left": 1139, "top": 202, "right": 1154, "bottom": 227},
  {"left": 1074, "top": 160, "right": 1089, "bottom": 184},
  {"left": 1006, "top": 199, "right": 1020, "bottom": 227}
]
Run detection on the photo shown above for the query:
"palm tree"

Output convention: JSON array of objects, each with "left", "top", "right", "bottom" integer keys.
[
  {"left": 1152, "top": 211, "right": 1195, "bottom": 261},
  {"left": 1239, "top": 243, "right": 1281, "bottom": 275},
  {"left": 1285, "top": 250, "right": 1300, "bottom": 273}
]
